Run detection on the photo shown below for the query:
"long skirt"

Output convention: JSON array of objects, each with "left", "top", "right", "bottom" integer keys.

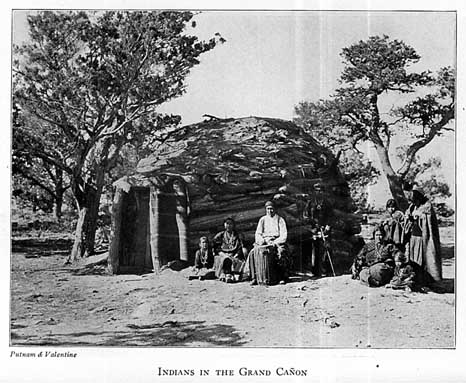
[
  {"left": 248, "top": 243, "right": 291, "bottom": 285},
  {"left": 213, "top": 253, "right": 245, "bottom": 278},
  {"left": 408, "top": 235, "right": 442, "bottom": 282}
]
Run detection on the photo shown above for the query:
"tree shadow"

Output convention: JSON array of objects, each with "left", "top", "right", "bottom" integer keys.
[
  {"left": 10, "top": 320, "right": 247, "bottom": 347},
  {"left": 12, "top": 238, "right": 72, "bottom": 254}
]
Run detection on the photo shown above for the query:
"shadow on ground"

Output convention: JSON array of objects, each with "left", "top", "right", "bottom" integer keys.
[{"left": 11, "top": 320, "right": 247, "bottom": 347}]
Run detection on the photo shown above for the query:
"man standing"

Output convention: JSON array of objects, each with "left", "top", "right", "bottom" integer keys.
[
  {"left": 306, "top": 183, "right": 331, "bottom": 277},
  {"left": 250, "top": 201, "right": 290, "bottom": 285}
]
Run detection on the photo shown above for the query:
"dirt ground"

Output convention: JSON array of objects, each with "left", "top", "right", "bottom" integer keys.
[{"left": 10, "top": 226, "right": 455, "bottom": 348}]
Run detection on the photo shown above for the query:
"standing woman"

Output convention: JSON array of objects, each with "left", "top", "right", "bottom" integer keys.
[
  {"left": 405, "top": 190, "right": 443, "bottom": 283},
  {"left": 382, "top": 199, "right": 404, "bottom": 249}
]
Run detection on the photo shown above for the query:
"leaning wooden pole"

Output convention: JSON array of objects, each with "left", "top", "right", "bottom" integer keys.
[
  {"left": 149, "top": 186, "right": 161, "bottom": 273},
  {"left": 174, "top": 179, "right": 189, "bottom": 262},
  {"left": 176, "top": 214, "right": 189, "bottom": 262},
  {"left": 108, "top": 187, "right": 125, "bottom": 274}
]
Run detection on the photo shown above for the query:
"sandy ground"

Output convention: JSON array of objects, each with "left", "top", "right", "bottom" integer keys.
[{"left": 10, "top": 227, "right": 455, "bottom": 348}]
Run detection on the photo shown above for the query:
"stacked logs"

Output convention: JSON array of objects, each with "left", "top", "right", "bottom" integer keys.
[{"left": 112, "top": 116, "right": 362, "bottom": 272}]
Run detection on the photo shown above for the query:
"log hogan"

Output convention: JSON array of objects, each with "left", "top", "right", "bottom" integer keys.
[{"left": 108, "top": 116, "right": 362, "bottom": 274}]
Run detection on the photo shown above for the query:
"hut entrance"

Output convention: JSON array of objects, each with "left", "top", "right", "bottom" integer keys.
[
  {"left": 118, "top": 187, "right": 152, "bottom": 273},
  {"left": 114, "top": 179, "right": 189, "bottom": 274},
  {"left": 156, "top": 188, "right": 181, "bottom": 266}
]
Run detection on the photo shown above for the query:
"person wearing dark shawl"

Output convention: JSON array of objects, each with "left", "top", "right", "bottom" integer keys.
[
  {"left": 351, "top": 226, "right": 399, "bottom": 287},
  {"left": 382, "top": 199, "right": 404, "bottom": 250},
  {"left": 212, "top": 218, "right": 247, "bottom": 283},
  {"left": 403, "top": 189, "right": 442, "bottom": 283}
]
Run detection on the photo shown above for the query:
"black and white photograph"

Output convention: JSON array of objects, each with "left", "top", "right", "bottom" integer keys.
[{"left": 3, "top": 2, "right": 465, "bottom": 382}]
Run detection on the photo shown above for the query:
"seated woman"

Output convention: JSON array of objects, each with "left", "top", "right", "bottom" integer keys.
[
  {"left": 250, "top": 200, "right": 290, "bottom": 285},
  {"left": 351, "top": 226, "right": 399, "bottom": 286},
  {"left": 213, "top": 218, "right": 247, "bottom": 283}
]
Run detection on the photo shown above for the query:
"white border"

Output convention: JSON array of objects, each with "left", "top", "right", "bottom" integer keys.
[{"left": 1, "top": 1, "right": 464, "bottom": 382}]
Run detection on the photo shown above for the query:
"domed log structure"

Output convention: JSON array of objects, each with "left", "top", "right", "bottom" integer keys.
[{"left": 108, "top": 116, "right": 362, "bottom": 274}]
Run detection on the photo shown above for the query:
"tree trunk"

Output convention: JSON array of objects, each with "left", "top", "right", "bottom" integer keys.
[
  {"left": 83, "top": 181, "right": 102, "bottom": 257},
  {"left": 54, "top": 194, "right": 63, "bottom": 220},
  {"left": 68, "top": 207, "right": 87, "bottom": 263},
  {"left": 53, "top": 166, "right": 64, "bottom": 219},
  {"left": 67, "top": 168, "right": 105, "bottom": 263},
  {"left": 373, "top": 142, "right": 408, "bottom": 210}
]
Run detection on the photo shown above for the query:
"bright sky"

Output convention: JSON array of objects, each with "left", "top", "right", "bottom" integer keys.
[{"left": 12, "top": 10, "right": 456, "bottom": 208}]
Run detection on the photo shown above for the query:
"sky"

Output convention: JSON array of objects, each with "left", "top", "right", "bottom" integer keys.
[{"left": 12, "top": 10, "right": 456, "bottom": 207}]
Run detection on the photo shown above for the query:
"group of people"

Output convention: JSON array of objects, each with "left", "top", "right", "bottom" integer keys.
[
  {"left": 351, "top": 185, "right": 443, "bottom": 291},
  {"left": 190, "top": 200, "right": 291, "bottom": 285},
  {"left": 190, "top": 184, "right": 443, "bottom": 291}
]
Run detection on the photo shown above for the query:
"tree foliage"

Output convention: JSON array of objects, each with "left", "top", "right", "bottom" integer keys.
[
  {"left": 295, "top": 35, "right": 454, "bottom": 209},
  {"left": 13, "top": 10, "right": 223, "bottom": 259},
  {"left": 12, "top": 102, "right": 70, "bottom": 217},
  {"left": 294, "top": 101, "right": 379, "bottom": 210},
  {"left": 400, "top": 154, "right": 453, "bottom": 217}
]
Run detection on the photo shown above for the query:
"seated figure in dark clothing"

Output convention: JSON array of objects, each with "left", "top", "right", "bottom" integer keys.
[
  {"left": 386, "top": 252, "right": 416, "bottom": 291},
  {"left": 386, "top": 252, "right": 427, "bottom": 292},
  {"left": 351, "top": 226, "right": 400, "bottom": 286}
]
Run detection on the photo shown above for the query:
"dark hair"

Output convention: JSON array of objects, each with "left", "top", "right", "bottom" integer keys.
[
  {"left": 402, "top": 181, "right": 413, "bottom": 191},
  {"left": 412, "top": 190, "right": 428, "bottom": 205},
  {"left": 386, "top": 199, "right": 398, "bottom": 209},
  {"left": 394, "top": 252, "right": 406, "bottom": 263},
  {"left": 372, "top": 225, "right": 386, "bottom": 239},
  {"left": 223, "top": 217, "right": 235, "bottom": 225}
]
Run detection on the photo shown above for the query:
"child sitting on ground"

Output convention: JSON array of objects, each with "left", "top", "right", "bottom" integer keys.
[
  {"left": 189, "top": 236, "right": 215, "bottom": 280},
  {"left": 386, "top": 252, "right": 418, "bottom": 292}
]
